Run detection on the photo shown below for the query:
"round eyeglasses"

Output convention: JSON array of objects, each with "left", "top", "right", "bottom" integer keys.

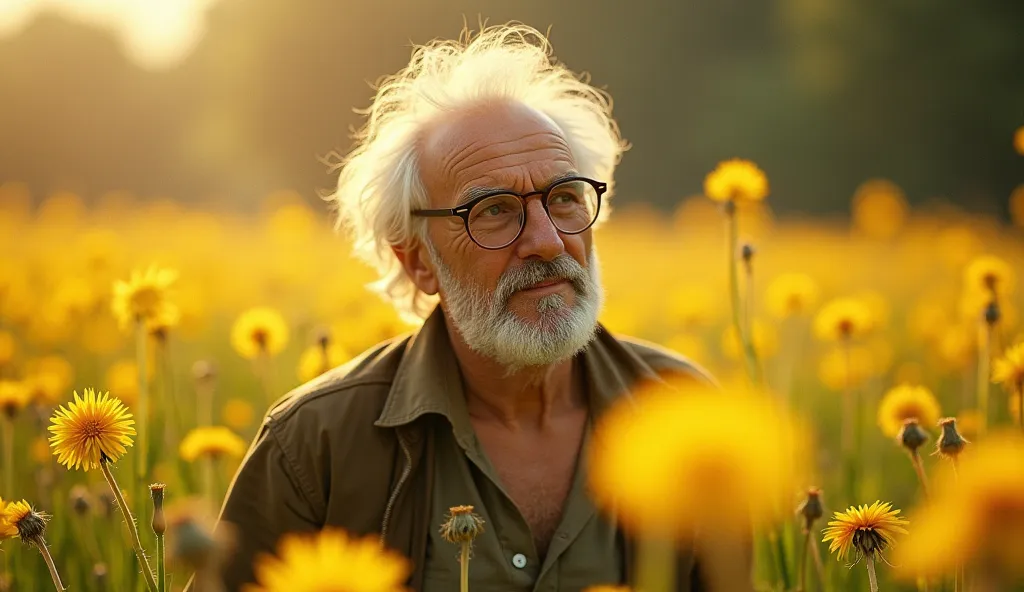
[{"left": 411, "top": 176, "right": 606, "bottom": 250}]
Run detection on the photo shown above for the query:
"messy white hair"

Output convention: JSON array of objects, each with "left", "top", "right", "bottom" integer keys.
[{"left": 325, "top": 23, "right": 627, "bottom": 319}]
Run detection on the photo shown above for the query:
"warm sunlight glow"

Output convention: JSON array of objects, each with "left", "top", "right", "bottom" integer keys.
[{"left": 0, "top": 0, "right": 219, "bottom": 69}]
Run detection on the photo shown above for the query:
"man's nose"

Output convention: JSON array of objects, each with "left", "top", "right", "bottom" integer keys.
[{"left": 513, "top": 198, "right": 565, "bottom": 261}]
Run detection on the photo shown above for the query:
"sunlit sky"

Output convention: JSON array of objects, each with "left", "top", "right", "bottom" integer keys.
[{"left": 0, "top": 0, "right": 219, "bottom": 69}]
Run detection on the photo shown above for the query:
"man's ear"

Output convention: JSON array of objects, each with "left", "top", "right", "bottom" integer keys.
[{"left": 393, "top": 241, "right": 439, "bottom": 296}]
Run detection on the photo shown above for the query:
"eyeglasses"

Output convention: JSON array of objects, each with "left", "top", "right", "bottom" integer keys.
[{"left": 411, "top": 176, "right": 606, "bottom": 250}]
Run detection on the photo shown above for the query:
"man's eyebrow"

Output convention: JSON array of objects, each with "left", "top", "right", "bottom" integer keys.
[{"left": 455, "top": 171, "right": 581, "bottom": 205}]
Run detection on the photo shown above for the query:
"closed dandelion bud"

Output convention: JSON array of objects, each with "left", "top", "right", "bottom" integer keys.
[
  {"left": 440, "top": 505, "right": 485, "bottom": 545},
  {"left": 898, "top": 418, "right": 929, "bottom": 453},
  {"left": 936, "top": 417, "right": 968, "bottom": 460},
  {"left": 93, "top": 563, "right": 108, "bottom": 591},
  {"left": 796, "top": 487, "right": 823, "bottom": 530},
  {"left": 741, "top": 243, "right": 756, "bottom": 265},
  {"left": 69, "top": 484, "right": 92, "bottom": 517},
  {"left": 984, "top": 301, "right": 1001, "bottom": 326},
  {"left": 150, "top": 483, "right": 167, "bottom": 535},
  {"left": 314, "top": 326, "right": 331, "bottom": 350}
]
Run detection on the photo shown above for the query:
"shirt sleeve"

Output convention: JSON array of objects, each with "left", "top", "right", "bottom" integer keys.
[{"left": 215, "top": 424, "right": 323, "bottom": 590}]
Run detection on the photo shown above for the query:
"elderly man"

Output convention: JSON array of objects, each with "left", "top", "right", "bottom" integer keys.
[{"left": 217, "top": 24, "right": 714, "bottom": 591}]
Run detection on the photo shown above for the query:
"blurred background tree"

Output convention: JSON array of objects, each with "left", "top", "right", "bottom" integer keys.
[{"left": 0, "top": 0, "right": 1021, "bottom": 215}]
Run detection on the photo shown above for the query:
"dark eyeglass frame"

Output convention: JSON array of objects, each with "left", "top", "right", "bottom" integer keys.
[{"left": 411, "top": 176, "right": 607, "bottom": 250}]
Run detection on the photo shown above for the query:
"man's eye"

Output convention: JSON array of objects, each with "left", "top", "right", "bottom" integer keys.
[
  {"left": 549, "top": 193, "right": 577, "bottom": 205},
  {"left": 481, "top": 205, "right": 504, "bottom": 216}
]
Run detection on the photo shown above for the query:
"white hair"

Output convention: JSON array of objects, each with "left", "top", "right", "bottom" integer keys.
[{"left": 325, "top": 23, "right": 627, "bottom": 319}]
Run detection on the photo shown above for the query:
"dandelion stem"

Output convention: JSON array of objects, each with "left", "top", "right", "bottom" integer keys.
[
  {"left": 866, "top": 557, "right": 879, "bottom": 592},
  {"left": 910, "top": 450, "right": 930, "bottom": 499},
  {"left": 726, "top": 204, "right": 762, "bottom": 385},
  {"left": 459, "top": 541, "right": 469, "bottom": 592},
  {"left": 34, "top": 537, "right": 66, "bottom": 591},
  {"left": 2, "top": 417, "right": 13, "bottom": 499},
  {"left": 100, "top": 459, "right": 159, "bottom": 592},
  {"left": 977, "top": 321, "right": 991, "bottom": 437},
  {"left": 156, "top": 533, "right": 166, "bottom": 592},
  {"left": 770, "top": 527, "right": 791, "bottom": 591},
  {"left": 796, "top": 529, "right": 810, "bottom": 592},
  {"left": 841, "top": 339, "right": 858, "bottom": 502},
  {"left": 810, "top": 532, "right": 826, "bottom": 591},
  {"left": 136, "top": 319, "right": 150, "bottom": 482},
  {"left": 637, "top": 536, "right": 676, "bottom": 592},
  {"left": 197, "top": 380, "right": 214, "bottom": 427}
]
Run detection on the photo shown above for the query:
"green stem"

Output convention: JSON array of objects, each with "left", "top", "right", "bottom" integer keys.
[
  {"left": 156, "top": 533, "right": 165, "bottom": 592},
  {"left": 637, "top": 536, "right": 676, "bottom": 592},
  {"left": 136, "top": 320, "right": 149, "bottom": 482},
  {"left": 459, "top": 541, "right": 469, "bottom": 592},
  {"left": 796, "top": 529, "right": 810, "bottom": 592},
  {"left": 35, "top": 537, "right": 66, "bottom": 591},
  {"left": 769, "top": 526, "right": 791, "bottom": 591},
  {"left": 866, "top": 557, "right": 878, "bottom": 592},
  {"left": 100, "top": 459, "right": 159, "bottom": 592},
  {"left": 810, "top": 532, "right": 826, "bottom": 591},
  {"left": 910, "top": 450, "right": 930, "bottom": 499},
  {"left": 841, "top": 339, "right": 858, "bottom": 503},
  {"left": 977, "top": 321, "right": 990, "bottom": 437},
  {"left": 2, "top": 417, "right": 12, "bottom": 497},
  {"left": 726, "top": 206, "right": 761, "bottom": 385}
]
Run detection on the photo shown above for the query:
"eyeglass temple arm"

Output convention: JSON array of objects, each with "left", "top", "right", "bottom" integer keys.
[{"left": 411, "top": 208, "right": 461, "bottom": 217}]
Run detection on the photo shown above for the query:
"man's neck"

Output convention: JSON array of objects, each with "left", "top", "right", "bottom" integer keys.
[{"left": 443, "top": 314, "right": 585, "bottom": 430}]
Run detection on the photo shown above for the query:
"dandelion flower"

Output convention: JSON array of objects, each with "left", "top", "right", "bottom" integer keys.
[
  {"left": 231, "top": 306, "right": 289, "bottom": 359},
  {"left": 48, "top": 389, "right": 136, "bottom": 471},
  {"left": 822, "top": 501, "right": 908, "bottom": 563},
  {"left": 703, "top": 159, "right": 769, "bottom": 203},
  {"left": 0, "top": 331, "right": 14, "bottom": 366},
  {"left": 111, "top": 264, "right": 178, "bottom": 329},
  {"left": 222, "top": 398, "right": 255, "bottom": 430},
  {"left": 851, "top": 179, "right": 908, "bottom": 240},
  {"left": 179, "top": 426, "right": 246, "bottom": 462},
  {"left": 0, "top": 499, "right": 45, "bottom": 543},
  {"left": 245, "top": 528, "right": 410, "bottom": 592},
  {"left": 877, "top": 384, "right": 941, "bottom": 438},
  {"left": 589, "top": 380, "right": 807, "bottom": 538},
  {"left": 814, "top": 297, "right": 873, "bottom": 342},
  {"left": 0, "top": 497, "right": 19, "bottom": 538},
  {"left": 964, "top": 255, "right": 1014, "bottom": 297},
  {"left": 992, "top": 342, "right": 1024, "bottom": 392},
  {"left": 297, "top": 342, "right": 350, "bottom": 383},
  {"left": 765, "top": 273, "right": 820, "bottom": 318},
  {"left": 0, "top": 380, "right": 29, "bottom": 419}
]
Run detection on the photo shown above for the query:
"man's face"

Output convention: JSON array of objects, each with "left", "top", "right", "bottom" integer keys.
[{"left": 417, "top": 100, "right": 603, "bottom": 368}]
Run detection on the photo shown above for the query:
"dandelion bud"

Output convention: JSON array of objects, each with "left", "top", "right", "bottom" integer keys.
[
  {"left": 741, "top": 243, "right": 756, "bottom": 264},
  {"left": 440, "top": 505, "right": 485, "bottom": 545},
  {"left": 984, "top": 301, "right": 1001, "bottom": 327},
  {"left": 150, "top": 483, "right": 167, "bottom": 535},
  {"left": 935, "top": 417, "right": 969, "bottom": 460},
  {"left": 313, "top": 326, "right": 331, "bottom": 350},
  {"left": 796, "top": 487, "right": 824, "bottom": 531},
  {"left": 93, "top": 563, "right": 109, "bottom": 591},
  {"left": 191, "top": 360, "right": 216, "bottom": 384},
  {"left": 898, "top": 418, "right": 929, "bottom": 453},
  {"left": 69, "top": 484, "right": 92, "bottom": 517}
]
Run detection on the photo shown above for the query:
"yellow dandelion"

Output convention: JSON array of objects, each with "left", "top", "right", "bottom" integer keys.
[
  {"left": 297, "top": 343, "right": 350, "bottom": 383},
  {"left": 814, "top": 297, "right": 873, "bottom": 341},
  {"left": 851, "top": 179, "right": 908, "bottom": 240},
  {"left": 0, "top": 331, "right": 14, "bottom": 366},
  {"left": 589, "top": 380, "right": 808, "bottom": 538},
  {"left": 703, "top": 158, "right": 769, "bottom": 203},
  {"left": 964, "top": 255, "right": 1014, "bottom": 298},
  {"left": 244, "top": 528, "right": 410, "bottom": 592},
  {"left": 956, "top": 409, "right": 982, "bottom": 442},
  {"left": 0, "top": 497, "right": 19, "bottom": 538},
  {"left": 992, "top": 342, "right": 1024, "bottom": 392},
  {"left": 146, "top": 301, "right": 181, "bottom": 339},
  {"left": 1015, "top": 125, "right": 1024, "bottom": 156},
  {"left": 231, "top": 306, "right": 289, "bottom": 359},
  {"left": 896, "top": 432, "right": 1024, "bottom": 579},
  {"left": 179, "top": 426, "right": 246, "bottom": 462},
  {"left": 765, "top": 272, "right": 820, "bottom": 318},
  {"left": 48, "top": 388, "right": 136, "bottom": 471},
  {"left": 222, "top": 398, "right": 255, "bottom": 431},
  {"left": 24, "top": 355, "right": 73, "bottom": 394},
  {"left": 0, "top": 380, "right": 30, "bottom": 419},
  {"left": 104, "top": 359, "right": 152, "bottom": 406},
  {"left": 23, "top": 372, "right": 65, "bottom": 407},
  {"left": 877, "top": 384, "right": 942, "bottom": 438},
  {"left": 111, "top": 264, "right": 178, "bottom": 329},
  {"left": 822, "top": 501, "right": 908, "bottom": 562}
]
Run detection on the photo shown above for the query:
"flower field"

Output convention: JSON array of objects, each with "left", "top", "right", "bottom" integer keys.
[{"left": 1, "top": 151, "right": 1024, "bottom": 591}]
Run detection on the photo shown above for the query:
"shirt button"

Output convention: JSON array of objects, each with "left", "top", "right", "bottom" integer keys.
[{"left": 511, "top": 553, "right": 528, "bottom": 569}]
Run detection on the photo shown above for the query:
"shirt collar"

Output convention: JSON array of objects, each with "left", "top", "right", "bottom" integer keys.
[{"left": 374, "top": 305, "right": 667, "bottom": 429}]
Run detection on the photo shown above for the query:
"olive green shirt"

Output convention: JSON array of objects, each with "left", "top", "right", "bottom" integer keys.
[{"left": 423, "top": 379, "right": 622, "bottom": 592}]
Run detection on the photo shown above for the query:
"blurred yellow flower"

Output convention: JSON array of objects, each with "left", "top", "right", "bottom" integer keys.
[
  {"left": 0, "top": 331, "right": 14, "bottom": 366},
  {"left": 231, "top": 306, "right": 289, "bottom": 359},
  {"left": 822, "top": 501, "right": 908, "bottom": 562},
  {"left": 665, "top": 285, "right": 721, "bottom": 328},
  {"left": 934, "top": 324, "right": 975, "bottom": 371},
  {"left": 111, "top": 264, "right": 178, "bottom": 329},
  {"left": 0, "top": 497, "right": 20, "bottom": 538},
  {"left": 1015, "top": 125, "right": 1024, "bottom": 156},
  {"left": 818, "top": 346, "right": 876, "bottom": 390},
  {"left": 24, "top": 355, "right": 73, "bottom": 394},
  {"left": 765, "top": 272, "right": 819, "bottom": 318},
  {"left": 48, "top": 389, "right": 136, "bottom": 471},
  {"left": 0, "top": 380, "right": 30, "bottom": 419},
  {"left": 29, "top": 436, "right": 50, "bottom": 465},
  {"left": 104, "top": 360, "right": 147, "bottom": 406},
  {"left": 813, "top": 297, "right": 873, "bottom": 341},
  {"left": 589, "top": 381, "right": 807, "bottom": 538},
  {"left": 964, "top": 255, "right": 1014, "bottom": 298},
  {"left": 244, "top": 528, "right": 411, "bottom": 592},
  {"left": 722, "top": 320, "right": 778, "bottom": 360},
  {"left": 851, "top": 179, "right": 908, "bottom": 240},
  {"left": 703, "top": 159, "right": 769, "bottom": 203},
  {"left": 877, "top": 384, "right": 941, "bottom": 438},
  {"left": 956, "top": 409, "right": 982, "bottom": 442},
  {"left": 896, "top": 432, "right": 1024, "bottom": 579},
  {"left": 1011, "top": 184, "right": 1024, "bottom": 228},
  {"left": 906, "top": 299, "right": 950, "bottom": 343},
  {"left": 992, "top": 342, "right": 1024, "bottom": 392},
  {"left": 179, "top": 426, "right": 246, "bottom": 462},
  {"left": 146, "top": 301, "right": 181, "bottom": 338},
  {"left": 297, "top": 343, "right": 350, "bottom": 383},
  {"left": 222, "top": 398, "right": 255, "bottom": 431},
  {"left": 23, "top": 372, "right": 64, "bottom": 407}
]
